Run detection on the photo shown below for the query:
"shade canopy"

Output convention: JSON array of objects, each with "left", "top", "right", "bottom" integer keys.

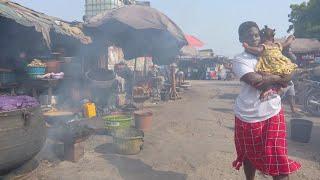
[
  {"left": 185, "top": 34, "right": 204, "bottom": 48},
  {"left": 85, "top": 5, "right": 187, "bottom": 65}
]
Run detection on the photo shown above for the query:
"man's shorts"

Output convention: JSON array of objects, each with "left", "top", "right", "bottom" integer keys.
[{"left": 283, "top": 81, "right": 295, "bottom": 97}]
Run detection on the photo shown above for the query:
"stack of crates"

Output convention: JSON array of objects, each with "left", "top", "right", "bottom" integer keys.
[{"left": 0, "top": 71, "right": 16, "bottom": 84}]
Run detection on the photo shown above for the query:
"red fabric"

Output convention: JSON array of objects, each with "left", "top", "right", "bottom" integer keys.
[
  {"left": 210, "top": 71, "right": 216, "bottom": 78},
  {"left": 184, "top": 34, "right": 204, "bottom": 48},
  {"left": 233, "top": 109, "right": 301, "bottom": 176}
]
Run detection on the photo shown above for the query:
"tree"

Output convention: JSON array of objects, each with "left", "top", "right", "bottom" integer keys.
[{"left": 288, "top": 0, "right": 320, "bottom": 39}]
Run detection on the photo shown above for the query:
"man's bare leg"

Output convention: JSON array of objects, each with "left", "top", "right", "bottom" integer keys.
[
  {"left": 288, "top": 95, "right": 303, "bottom": 117},
  {"left": 273, "top": 175, "right": 289, "bottom": 180},
  {"left": 244, "top": 159, "right": 256, "bottom": 180},
  {"left": 288, "top": 95, "right": 296, "bottom": 113}
]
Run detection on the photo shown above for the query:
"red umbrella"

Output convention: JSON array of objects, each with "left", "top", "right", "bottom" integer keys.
[{"left": 185, "top": 34, "right": 204, "bottom": 48}]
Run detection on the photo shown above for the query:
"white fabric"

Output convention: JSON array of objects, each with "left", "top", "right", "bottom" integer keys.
[
  {"left": 232, "top": 52, "right": 282, "bottom": 123},
  {"left": 282, "top": 81, "right": 295, "bottom": 97},
  {"left": 115, "top": 75, "right": 125, "bottom": 93}
]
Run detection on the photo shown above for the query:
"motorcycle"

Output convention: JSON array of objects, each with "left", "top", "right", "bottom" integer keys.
[{"left": 303, "top": 79, "right": 320, "bottom": 117}]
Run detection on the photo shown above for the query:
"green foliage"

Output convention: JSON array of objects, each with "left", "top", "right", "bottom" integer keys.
[{"left": 288, "top": 0, "right": 320, "bottom": 39}]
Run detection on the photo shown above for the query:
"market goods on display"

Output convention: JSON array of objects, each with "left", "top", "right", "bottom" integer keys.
[
  {"left": 27, "top": 59, "right": 47, "bottom": 67},
  {"left": 87, "top": 68, "right": 115, "bottom": 81},
  {"left": 0, "top": 96, "right": 39, "bottom": 112}
]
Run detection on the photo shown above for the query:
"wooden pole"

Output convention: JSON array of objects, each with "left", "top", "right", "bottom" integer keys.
[
  {"left": 143, "top": 57, "right": 147, "bottom": 79},
  {"left": 131, "top": 58, "right": 137, "bottom": 104},
  {"left": 170, "top": 64, "right": 180, "bottom": 100}
]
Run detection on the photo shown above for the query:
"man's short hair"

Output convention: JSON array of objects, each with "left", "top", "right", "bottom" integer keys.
[{"left": 238, "top": 21, "right": 259, "bottom": 43}]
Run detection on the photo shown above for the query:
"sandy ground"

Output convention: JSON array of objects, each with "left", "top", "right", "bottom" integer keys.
[{"left": 4, "top": 80, "right": 320, "bottom": 180}]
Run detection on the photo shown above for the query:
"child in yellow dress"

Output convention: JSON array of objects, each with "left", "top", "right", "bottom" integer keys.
[{"left": 243, "top": 26, "right": 298, "bottom": 99}]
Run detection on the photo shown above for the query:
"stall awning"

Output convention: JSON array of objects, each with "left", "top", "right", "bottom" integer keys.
[
  {"left": 184, "top": 34, "right": 204, "bottom": 48},
  {"left": 0, "top": 0, "right": 91, "bottom": 48}
]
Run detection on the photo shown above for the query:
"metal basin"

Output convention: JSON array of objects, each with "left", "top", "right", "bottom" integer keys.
[{"left": 0, "top": 106, "right": 46, "bottom": 174}]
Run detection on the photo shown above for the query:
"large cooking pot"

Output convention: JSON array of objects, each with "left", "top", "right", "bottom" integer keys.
[
  {"left": 311, "top": 66, "right": 320, "bottom": 77},
  {"left": 0, "top": 106, "right": 46, "bottom": 174},
  {"left": 85, "top": 68, "right": 115, "bottom": 89}
]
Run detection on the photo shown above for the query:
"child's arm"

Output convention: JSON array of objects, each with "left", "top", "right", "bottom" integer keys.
[
  {"left": 243, "top": 43, "right": 264, "bottom": 56},
  {"left": 281, "top": 35, "right": 295, "bottom": 49}
]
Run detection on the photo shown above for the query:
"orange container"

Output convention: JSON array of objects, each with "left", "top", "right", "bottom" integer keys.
[
  {"left": 134, "top": 110, "right": 153, "bottom": 131},
  {"left": 46, "top": 60, "right": 61, "bottom": 73},
  {"left": 83, "top": 102, "right": 97, "bottom": 118}
]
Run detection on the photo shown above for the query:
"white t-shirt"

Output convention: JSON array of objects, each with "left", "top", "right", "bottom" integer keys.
[{"left": 232, "top": 52, "right": 281, "bottom": 123}]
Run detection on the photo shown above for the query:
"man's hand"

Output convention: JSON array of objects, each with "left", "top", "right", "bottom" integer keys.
[
  {"left": 287, "top": 35, "right": 295, "bottom": 41},
  {"left": 282, "top": 35, "right": 296, "bottom": 48},
  {"left": 277, "top": 74, "right": 292, "bottom": 87},
  {"left": 242, "top": 42, "right": 249, "bottom": 49}
]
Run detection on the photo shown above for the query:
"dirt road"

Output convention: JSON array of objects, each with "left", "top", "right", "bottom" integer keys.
[{"left": 8, "top": 81, "right": 320, "bottom": 180}]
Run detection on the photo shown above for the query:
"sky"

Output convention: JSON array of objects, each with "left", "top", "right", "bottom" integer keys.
[{"left": 13, "top": 0, "right": 306, "bottom": 57}]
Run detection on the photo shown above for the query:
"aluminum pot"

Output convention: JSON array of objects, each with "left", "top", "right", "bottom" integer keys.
[
  {"left": 311, "top": 66, "right": 320, "bottom": 77},
  {"left": 0, "top": 106, "right": 46, "bottom": 174}
]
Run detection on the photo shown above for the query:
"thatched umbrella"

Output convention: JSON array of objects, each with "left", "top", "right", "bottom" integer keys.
[
  {"left": 85, "top": 5, "right": 188, "bottom": 103},
  {"left": 84, "top": 5, "right": 187, "bottom": 65}
]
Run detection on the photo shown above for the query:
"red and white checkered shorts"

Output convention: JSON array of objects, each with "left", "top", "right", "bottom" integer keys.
[{"left": 233, "top": 109, "right": 301, "bottom": 176}]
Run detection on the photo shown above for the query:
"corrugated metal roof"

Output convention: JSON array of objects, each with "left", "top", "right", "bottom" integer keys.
[{"left": 0, "top": 0, "right": 92, "bottom": 48}]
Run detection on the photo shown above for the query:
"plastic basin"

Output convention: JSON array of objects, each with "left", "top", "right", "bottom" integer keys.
[
  {"left": 103, "top": 114, "right": 133, "bottom": 133},
  {"left": 290, "top": 119, "right": 313, "bottom": 143}
]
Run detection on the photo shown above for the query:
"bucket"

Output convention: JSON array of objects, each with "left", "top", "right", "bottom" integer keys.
[
  {"left": 290, "top": 119, "right": 313, "bottom": 143},
  {"left": 103, "top": 114, "right": 133, "bottom": 134},
  {"left": 112, "top": 128, "right": 144, "bottom": 155},
  {"left": 0, "top": 71, "right": 16, "bottom": 84},
  {"left": 134, "top": 110, "right": 153, "bottom": 131},
  {"left": 26, "top": 67, "right": 46, "bottom": 79}
]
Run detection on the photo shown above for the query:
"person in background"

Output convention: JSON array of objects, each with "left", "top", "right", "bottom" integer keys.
[
  {"left": 149, "top": 64, "right": 159, "bottom": 78},
  {"left": 283, "top": 46, "right": 297, "bottom": 64},
  {"left": 282, "top": 46, "right": 303, "bottom": 117},
  {"left": 232, "top": 21, "right": 301, "bottom": 180},
  {"left": 280, "top": 81, "right": 302, "bottom": 117},
  {"left": 114, "top": 62, "right": 134, "bottom": 98},
  {"left": 176, "top": 70, "right": 185, "bottom": 86},
  {"left": 217, "top": 64, "right": 227, "bottom": 80}
]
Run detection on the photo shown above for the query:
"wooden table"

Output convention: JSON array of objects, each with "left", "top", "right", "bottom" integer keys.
[{"left": 22, "top": 79, "right": 60, "bottom": 103}]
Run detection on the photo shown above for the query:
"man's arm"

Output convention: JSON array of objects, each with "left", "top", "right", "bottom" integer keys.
[
  {"left": 281, "top": 35, "right": 295, "bottom": 49},
  {"left": 241, "top": 72, "right": 289, "bottom": 91},
  {"left": 232, "top": 57, "right": 291, "bottom": 90}
]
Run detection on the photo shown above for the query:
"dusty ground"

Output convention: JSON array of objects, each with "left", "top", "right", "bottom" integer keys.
[{"left": 5, "top": 80, "right": 320, "bottom": 180}]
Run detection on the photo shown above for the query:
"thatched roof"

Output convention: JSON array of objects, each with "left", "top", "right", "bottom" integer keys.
[
  {"left": 0, "top": 0, "right": 91, "bottom": 48},
  {"left": 291, "top": 38, "right": 320, "bottom": 53},
  {"left": 277, "top": 38, "right": 320, "bottom": 53}
]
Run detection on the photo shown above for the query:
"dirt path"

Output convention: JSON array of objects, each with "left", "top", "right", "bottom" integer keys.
[{"left": 7, "top": 81, "right": 320, "bottom": 180}]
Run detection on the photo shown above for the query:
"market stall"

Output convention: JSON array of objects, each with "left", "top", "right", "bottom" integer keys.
[
  {"left": 84, "top": 5, "right": 187, "bottom": 105},
  {"left": 291, "top": 38, "right": 320, "bottom": 67},
  {"left": 0, "top": 1, "right": 96, "bottom": 171}
]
